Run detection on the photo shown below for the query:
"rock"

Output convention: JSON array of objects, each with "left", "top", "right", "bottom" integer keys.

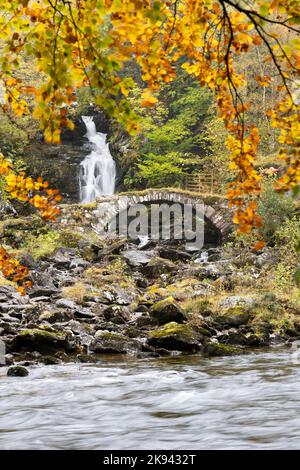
[
  {"left": 41, "top": 355, "right": 61, "bottom": 365},
  {"left": 194, "top": 248, "right": 222, "bottom": 263},
  {"left": 4, "top": 354, "right": 14, "bottom": 366},
  {"left": 218, "top": 329, "right": 248, "bottom": 345},
  {"left": 254, "top": 248, "right": 277, "bottom": 268},
  {"left": 214, "top": 307, "right": 251, "bottom": 328},
  {"left": 158, "top": 247, "right": 192, "bottom": 262},
  {"left": 51, "top": 247, "right": 77, "bottom": 267},
  {"left": 149, "top": 297, "right": 188, "bottom": 325},
  {"left": 97, "top": 239, "right": 127, "bottom": 257},
  {"left": 122, "top": 249, "right": 155, "bottom": 267},
  {"left": 147, "top": 322, "right": 202, "bottom": 351},
  {"left": 39, "top": 310, "right": 71, "bottom": 323},
  {"left": 102, "top": 305, "right": 130, "bottom": 324},
  {"left": 133, "top": 312, "right": 152, "bottom": 328},
  {"left": 18, "top": 253, "right": 38, "bottom": 269},
  {"left": 7, "top": 366, "right": 29, "bottom": 377},
  {"left": 143, "top": 256, "right": 176, "bottom": 277},
  {"left": 55, "top": 299, "right": 78, "bottom": 310},
  {"left": 204, "top": 341, "right": 241, "bottom": 356},
  {"left": 11, "top": 327, "right": 78, "bottom": 353},
  {"left": 29, "top": 286, "right": 60, "bottom": 298},
  {"left": 245, "top": 333, "right": 267, "bottom": 346},
  {"left": 77, "top": 354, "right": 99, "bottom": 363},
  {"left": 137, "top": 236, "right": 155, "bottom": 250},
  {"left": 193, "top": 262, "right": 233, "bottom": 280},
  {"left": 219, "top": 295, "right": 255, "bottom": 309},
  {"left": 70, "top": 257, "right": 90, "bottom": 270},
  {"left": 90, "top": 330, "right": 136, "bottom": 354}
]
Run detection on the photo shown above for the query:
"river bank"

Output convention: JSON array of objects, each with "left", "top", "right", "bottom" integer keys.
[{"left": 0, "top": 203, "right": 299, "bottom": 371}]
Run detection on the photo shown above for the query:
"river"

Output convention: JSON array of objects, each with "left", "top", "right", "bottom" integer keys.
[{"left": 1, "top": 347, "right": 300, "bottom": 450}]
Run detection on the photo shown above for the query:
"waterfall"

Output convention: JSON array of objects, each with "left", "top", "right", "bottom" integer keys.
[{"left": 79, "top": 116, "right": 116, "bottom": 203}]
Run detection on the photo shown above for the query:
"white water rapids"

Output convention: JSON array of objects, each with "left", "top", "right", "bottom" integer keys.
[{"left": 79, "top": 116, "right": 116, "bottom": 203}]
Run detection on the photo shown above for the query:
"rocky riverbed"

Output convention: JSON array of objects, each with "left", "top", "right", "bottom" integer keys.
[{"left": 0, "top": 206, "right": 300, "bottom": 372}]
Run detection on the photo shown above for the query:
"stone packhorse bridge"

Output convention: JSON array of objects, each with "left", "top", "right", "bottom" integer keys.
[
  {"left": 61, "top": 189, "right": 233, "bottom": 241},
  {"left": 96, "top": 189, "right": 231, "bottom": 237}
]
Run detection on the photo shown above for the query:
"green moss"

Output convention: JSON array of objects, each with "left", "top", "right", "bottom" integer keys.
[
  {"left": 204, "top": 342, "right": 241, "bottom": 356},
  {"left": 18, "top": 328, "right": 65, "bottom": 341},
  {"left": 21, "top": 231, "right": 61, "bottom": 259},
  {"left": 99, "top": 332, "right": 127, "bottom": 342},
  {"left": 78, "top": 201, "right": 97, "bottom": 210},
  {"left": 149, "top": 322, "right": 196, "bottom": 340},
  {"left": 150, "top": 296, "right": 177, "bottom": 313},
  {"left": 144, "top": 278, "right": 210, "bottom": 303},
  {"left": 56, "top": 229, "right": 83, "bottom": 249}
]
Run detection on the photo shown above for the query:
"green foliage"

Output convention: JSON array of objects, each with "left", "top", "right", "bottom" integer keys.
[
  {"left": 275, "top": 217, "right": 300, "bottom": 290},
  {"left": 21, "top": 231, "right": 61, "bottom": 259},
  {"left": 125, "top": 71, "right": 217, "bottom": 189},
  {"left": 0, "top": 111, "right": 29, "bottom": 158},
  {"left": 258, "top": 179, "right": 294, "bottom": 244}
]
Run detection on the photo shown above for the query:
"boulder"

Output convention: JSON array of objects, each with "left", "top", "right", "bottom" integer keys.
[
  {"left": 97, "top": 239, "right": 127, "bottom": 257},
  {"left": 7, "top": 366, "right": 29, "bottom": 377},
  {"left": 149, "top": 297, "right": 188, "bottom": 325},
  {"left": 51, "top": 247, "right": 77, "bottom": 267},
  {"left": 158, "top": 247, "right": 192, "bottom": 262},
  {"left": 39, "top": 310, "right": 71, "bottom": 323},
  {"left": 122, "top": 249, "right": 156, "bottom": 267},
  {"left": 219, "top": 295, "right": 255, "bottom": 309},
  {"left": 102, "top": 305, "right": 131, "bottom": 324},
  {"left": 147, "top": 322, "right": 202, "bottom": 351},
  {"left": 218, "top": 329, "right": 248, "bottom": 345},
  {"left": 204, "top": 341, "right": 241, "bottom": 356},
  {"left": 11, "top": 327, "right": 78, "bottom": 353},
  {"left": 214, "top": 306, "right": 252, "bottom": 328},
  {"left": 90, "top": 330, "right": 136, "bottom": 354},
  {"left": 29, "top": 286, "right": 60, "bottom": 298},
  {"left": 143, "top": 256, "right": 176, "bottom": 277}
]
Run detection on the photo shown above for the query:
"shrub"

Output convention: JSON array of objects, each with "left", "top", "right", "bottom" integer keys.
[{"left": 258, "top": 180, "right": 294, "bottom": 244}]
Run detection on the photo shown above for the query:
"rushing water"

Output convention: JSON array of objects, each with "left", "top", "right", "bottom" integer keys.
[
  {"left": 1, "top": 348, "right": 300, "bottom": 450},
  {"left": 79, "top": 116, "right": 116, "bottom": 203}
]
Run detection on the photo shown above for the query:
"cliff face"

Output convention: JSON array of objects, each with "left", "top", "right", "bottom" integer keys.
[{"left": 22, "top": 110, "right": 125, "bottom": 203}]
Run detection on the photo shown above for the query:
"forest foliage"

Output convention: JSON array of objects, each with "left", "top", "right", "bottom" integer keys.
[{"left": 0, "top": 0, "right": 299, "bottom": 291}]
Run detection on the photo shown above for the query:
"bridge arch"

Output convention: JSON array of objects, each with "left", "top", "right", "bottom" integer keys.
[{"left": 93, "top": 189, "right": 232, "bottom": 242}]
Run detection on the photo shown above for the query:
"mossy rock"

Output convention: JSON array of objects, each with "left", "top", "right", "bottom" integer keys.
[
  {"left": 39, "top": 310, "right": 71, "bottom": 324},
  {"left": 0, "top": 216, "right": 45, "bottom": 248},
  {"left": 7, "top": 366, "right": 29, "bottom": 377},
  {"left": 147, "top": 322, "right": 202, "bottom": 351},
  {"left": 1, "top": 216, "right": 44, "bottom": 234},
  {"left": 90, "top": 331, "right": 137, "bottom": 354},
  {"left": 215, "top": 306, "right": 251, "bottom": 328},
  {"left": 143, "top": 256, "right": 176, "bottom": 278},
  {"left": 149, "top": 297, "right": 188, "bottom": 325},
  {"left": 11, "top": 328, "right": 77, "bottom": 354},
  {"left": 218, "top": 330, "right": 248, "bottom": 346},
  {"left": 144, "top": 278, "right": 210, "bottom": 303},
  {"left": 204, "top": 341, "right": 241, "bottom": 357}
]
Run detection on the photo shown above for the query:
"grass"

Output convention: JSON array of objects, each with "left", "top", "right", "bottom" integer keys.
[{"left": 62, "top": 282, "right": 89, "bottom": 304}]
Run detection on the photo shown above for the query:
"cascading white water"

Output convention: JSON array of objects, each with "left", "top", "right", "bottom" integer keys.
[{"left": 79, "top": 116, "right": 116, "bottom": 203}]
